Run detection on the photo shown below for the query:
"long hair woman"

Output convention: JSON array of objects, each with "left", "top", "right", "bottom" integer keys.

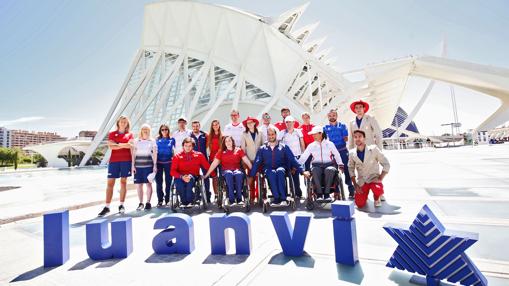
[
  {"left": 207, "top": 119, "right": 222, "bottom": 200},
  {"left": 133, "top": 123, "right": 157, "bottom": 211},
  {"left": 98, "top": 115, "right": 134, "bottom": 217},
  {"left": 155, "top": 124, "right": 175, "bottom": 207},
  {"left": 205, "top": 135, "right": 252, "bottom": 206}
]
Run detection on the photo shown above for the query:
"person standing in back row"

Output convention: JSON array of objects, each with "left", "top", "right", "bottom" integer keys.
[
  {"left": 223, "top": 109, "right": 245, "bottom": 146},
  {"left": 172, "top": 117, "right": 191, "bottom": 153},
  {"left": 300, "top": 112, "right": 315, "bottom": 171},
  {"left": 274, "top": 107, "right": 300, "bottom": 131},
  {"left": 348, "top": 100, "right": 383, "bottom": 150},
  {"left": 259, "top": 112, "right": 278, "bottom": 143},
  {"left": 190, "top": 120, "right": 210, "bottom": 203},
  {"left": 323, "top": 109, "right": 355, "bottom": 199}
]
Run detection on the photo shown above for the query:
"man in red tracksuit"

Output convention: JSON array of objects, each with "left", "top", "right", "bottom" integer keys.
[{"left": 170, "top": 137, "right": 214, "bottom": 207}]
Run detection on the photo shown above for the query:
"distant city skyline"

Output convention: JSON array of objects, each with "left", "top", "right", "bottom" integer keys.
[{"left": 1, "top": 0, "right": 508, "bottom": 136}]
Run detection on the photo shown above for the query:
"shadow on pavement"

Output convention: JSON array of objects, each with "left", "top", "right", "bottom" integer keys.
[
  {"left": 268, "top": 251, "right": 315, "bottom": 268},
  {"left": 145, "top": 253, "right": 189, "bottom": 263},
  {"left": 337, "top": 263, "right": 364, "bottom": 285},
  {"left": 202, "top": 254, "right": 249, "bottom": 264},
  {"left": 10, "top": 266, "right": 56, "bottom": 282},
  {"left": 356, "top": 201, "right": 402, "bottom": 218},
  {"left": 68, "top": 258, "right": 123, "bottom": 270}
]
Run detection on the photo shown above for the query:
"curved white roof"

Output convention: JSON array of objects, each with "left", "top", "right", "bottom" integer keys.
[{"left": 80, "top": 1, "right": 509, "bottom": 166}]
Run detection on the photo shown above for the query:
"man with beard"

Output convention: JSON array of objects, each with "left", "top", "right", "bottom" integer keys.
[
  {"left": 249, "top": 127, "right": 304, "bottom": 206},
  {"left": 348, "top": 130, "right": 390, "bottom": 208},
  {"left": 323, "top": 109, "right": 355, "bottom": 199}
]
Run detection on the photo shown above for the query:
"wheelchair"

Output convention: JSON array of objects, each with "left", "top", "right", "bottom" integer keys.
[
  {"left": 305, "top": 165, "right": 346, "bottom": 210},
  {"left": 216, "top": 170, "right": 251, "bottom": 214},
  {"left": 257, "top": 169, "right": 297, "bottom": 213},
  {"left": 169, "top": 175, "right": 208, "bottom": 212}
]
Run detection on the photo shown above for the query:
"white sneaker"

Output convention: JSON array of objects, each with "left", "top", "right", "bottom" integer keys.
[
  {"left": 380, "top": 195, "right": 386, "bottom": 201},
  {"left": 280, "top": 201, "right": 288, "bottom": 206},
  {"left": 186, "top": 203, "right": 193, "bottom": 208},
  {"left": 374, "top": 199, "right": 382, "bottom": 207},
  {"left": 231, "top": 202, "right": 237, "bottom": 207},
  {"left": 238, "top": 201, "right": 245, "bottom": 207}
]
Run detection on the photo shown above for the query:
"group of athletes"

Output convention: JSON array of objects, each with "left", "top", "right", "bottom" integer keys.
[{"left": 97, "top": 100, "right": 390, "bottom": 217}]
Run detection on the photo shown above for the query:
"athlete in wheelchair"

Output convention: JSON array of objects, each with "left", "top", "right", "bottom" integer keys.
[
  {"left": 298, "top": 126, "right": 346, "bottom": 210},
  {"left": 204, "top": 135, "right": 252, "bottom": 213},
  {"left": 249, "top": 127, "right": 304, "bottom": 212},
  {"left": 169, "top": 137, "right": 214, "bottom": 211}
]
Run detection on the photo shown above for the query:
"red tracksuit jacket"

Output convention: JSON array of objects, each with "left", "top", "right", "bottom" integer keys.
[{"left": 170, "top": 150, "right": 213, "bottom": 178}]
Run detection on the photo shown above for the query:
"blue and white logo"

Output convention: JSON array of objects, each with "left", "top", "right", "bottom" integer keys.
[{"left": 384, "top": 205, "right": 487, "bottom": 286}]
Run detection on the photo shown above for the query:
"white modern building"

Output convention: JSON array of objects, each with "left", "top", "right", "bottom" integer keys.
[{"left": 31, "top": 0, "right": 505, "bottom": 167}]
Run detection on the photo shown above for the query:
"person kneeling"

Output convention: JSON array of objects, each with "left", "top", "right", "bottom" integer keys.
[
  {"left": 170, "top": 137, "right": 213, "bottom": 207},
  {"left": 348, "top": 130, "right": 390, "bottom": 208},
  {"left": 298, "top": 125, "right": 344, "bottom": 200},
  {"left": 205, "top": 136, "right": 252, "bottom": 206}
]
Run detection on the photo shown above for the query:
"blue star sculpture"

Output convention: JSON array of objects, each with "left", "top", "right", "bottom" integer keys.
[{"left": 384, "top": 205, "right": 487, "bottom": 286}]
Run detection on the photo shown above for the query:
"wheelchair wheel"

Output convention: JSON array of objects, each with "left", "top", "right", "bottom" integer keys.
[
  {"left": 169, "top": 181, "right": 178, "bottom": 212},
  {"left": 217, "top": 177, "right": 224, "bottom": 208},
  {"left": 257, "top": 174, "right": 265, "bottom": 208},
  {"left": 199, "top": 179, "right": 208, "bottom": 210},
  {"left": 305, "top": 198, "right": 315, "bottom": 210},
  {"left": 337, "top": 173, "right": 346, "bottom": 201},
  {"left": 243, "top": 177, "right": 250, "bottom": 213},
  {"left": 287, "top": 172, "right": 296, "bottom": 198}
]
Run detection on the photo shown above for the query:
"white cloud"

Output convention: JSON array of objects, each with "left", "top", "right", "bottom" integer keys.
[{"left": 0, "top": 116, "right": 45, "bottom": 126}]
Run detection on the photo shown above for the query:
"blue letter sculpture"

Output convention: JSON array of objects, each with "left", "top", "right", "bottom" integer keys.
[
  {"left": 209, "top": 213, "right": 251, "bottom": 255},
  {"left": 270, "top": 212, "right": 311, "bottom": 256},
  {"left": 86, "top": 217, "right": 133, "bottom": 260},
  {"left": 332, "top": 201, "right": 359, "bottom": 265},
  {"left": 43, "top": 210, "right": 70, "bottom": 267},
  {"left": 384, "top": 205, "right": 487, "bottom": 286},
  {"left": 152, "top": 214, "right": 195, "bottom": 254}
]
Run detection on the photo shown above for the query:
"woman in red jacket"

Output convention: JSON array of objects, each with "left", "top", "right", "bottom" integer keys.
[
  {"left": 205, "top": 136, "right": 252, "bottom": 206},
  {"left": 170, "top": 137, "right": 213, "bottom": 207}
]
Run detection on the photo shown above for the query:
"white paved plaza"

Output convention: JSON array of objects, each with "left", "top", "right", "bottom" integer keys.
[{"left": 1, "top": 144, "right": 508, "bottom": 285}]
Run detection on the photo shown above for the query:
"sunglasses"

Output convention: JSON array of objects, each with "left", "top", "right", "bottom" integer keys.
[
  {"left": 263, "top": 115, "right": 271, "bottom": 119},
  {"left": 161, "top": 129, "right": 169, "bottom": 131}
]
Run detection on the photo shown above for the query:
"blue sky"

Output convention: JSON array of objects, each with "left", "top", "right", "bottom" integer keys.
[{"left": 0, "top": 0, "right": 508, "bottom": 137}]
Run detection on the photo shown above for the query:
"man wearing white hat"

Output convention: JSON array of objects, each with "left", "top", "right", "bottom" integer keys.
[
  {"left": 299, "top": 126, "right": 344, "bottom": 199},
  {"left": 278, "top": 115, "right": 305, "bottom": 198},
  {"left": 172, "top": 117, "right": 191, "bottom": 153}
]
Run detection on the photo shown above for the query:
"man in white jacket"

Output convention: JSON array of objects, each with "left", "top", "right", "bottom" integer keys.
[
  {"left": 347, "top": 100, "right": 383, "bottom": 150},
  {"left": 348, "top": 130, "right": 390, "bottom": 208}
]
